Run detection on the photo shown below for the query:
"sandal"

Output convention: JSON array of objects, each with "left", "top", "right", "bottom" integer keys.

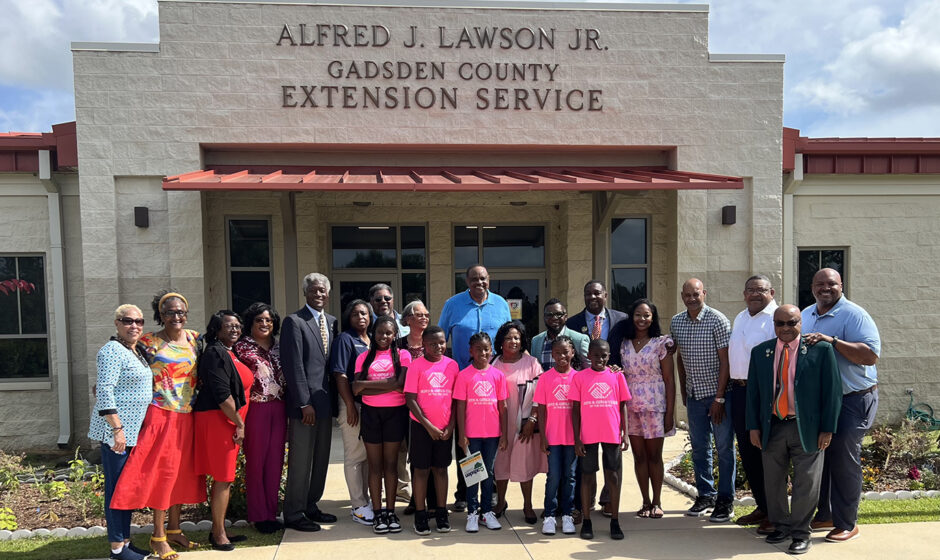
[
  {"left": 636, "top": 504, "right": 652, "bottom": 518},
  {"left": 166, "top": 528, "right": 201, "bottom": 549},
  {"left": 649, "top": 505, "right": 664, "bottom": 519},
  {"left": 150, "top": 536, "right": 181, "bottom": 560}
]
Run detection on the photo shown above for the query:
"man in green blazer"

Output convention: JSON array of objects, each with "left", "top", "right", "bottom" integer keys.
[
  {"left": 745, "top": 305, "right": 841, "bottom": 555},
  {"left": 531, "top": 298, "right": 590, "bottom": 371}
]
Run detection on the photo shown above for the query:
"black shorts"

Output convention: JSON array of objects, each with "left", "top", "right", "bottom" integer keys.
[
  {"left": 409, "top": 419, "right": 453, "bottom": 469},
  {"left": 581, "top": 442, "right": 622, "bottom": 473},
  {"left": 360, "top": 404, "right": 408, "bottom": 444}
]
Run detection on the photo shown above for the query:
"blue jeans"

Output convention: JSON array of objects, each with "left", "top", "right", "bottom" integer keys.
[
  {"left": 466, "top": 437, "right": 499, "bottom": 514},
  {"left": 101, "top": 443, "right": 132, "bottom": 543},
  {"left": 687, "top": 394, "right": 736, "bottom": 502},
  {"left": 544, "top": 445, "right": 577, "bottom": 516}
]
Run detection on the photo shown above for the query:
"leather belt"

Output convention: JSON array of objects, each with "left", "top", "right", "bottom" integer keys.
[
  {"left": 845, "top": 385, "right": 877, "bottom": 397},
  {"left": 730, "top": 379, "right": 747, "bottom": 387}
]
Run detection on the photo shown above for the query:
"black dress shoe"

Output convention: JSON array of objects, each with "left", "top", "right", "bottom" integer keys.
[
  {"left": 788, "top": 538, "right": 811, "bottom": 555},
  {"left": 766, "top": 530, "right": 790, "bottom": 544},
  {"left": 209, "top": 534, "right": 235, "bottom": 552},
  {"left": 285, "top": 518, "right": 321, "bottom": 532},
  {"left": 306, "top": 510, "right": 337, "bottom": 523},
  {"left": 226, "top": 534, "right": 248, "bottom": 543}
]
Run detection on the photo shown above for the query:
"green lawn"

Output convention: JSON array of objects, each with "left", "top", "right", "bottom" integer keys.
[
  {"left": 0, "top": 528, "right": 281, "bottom": 560},
  {"left": 734, "top": 496, "right": 940, "bottom": 525}
]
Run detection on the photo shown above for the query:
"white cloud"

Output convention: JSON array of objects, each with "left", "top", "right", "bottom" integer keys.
[{"left": 0, "top": 89, "right": 74, "bottom": 132}]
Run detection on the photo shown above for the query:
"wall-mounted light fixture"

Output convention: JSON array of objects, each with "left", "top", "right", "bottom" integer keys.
[
  {"left": 721, "top": 205, "right": 736, "bottom": 225},
  {"left": 134, "top": 206, "right": 149, "bottom": 228}
]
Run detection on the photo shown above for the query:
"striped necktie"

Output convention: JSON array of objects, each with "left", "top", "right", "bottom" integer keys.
[{"left": 591, "top": 315, "right": 602, "bottom": 340}]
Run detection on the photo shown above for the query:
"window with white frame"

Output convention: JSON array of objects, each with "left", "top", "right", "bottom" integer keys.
[{"left": 0, "top": 255, "right": 49, "bottom": 379}]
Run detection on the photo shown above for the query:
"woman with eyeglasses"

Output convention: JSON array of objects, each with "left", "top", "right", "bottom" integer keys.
[
  {"left": 233, "top": 302, "right": 286, "bottom": 534},
  {"left": 88, "top": 304, "right": 153, "bottom": 560},
  {"left": 111, "top": 290, "right": 206, "bottom": 560},
  {"left": 194, "top": 310, "right": 254, "bottom": 551}
]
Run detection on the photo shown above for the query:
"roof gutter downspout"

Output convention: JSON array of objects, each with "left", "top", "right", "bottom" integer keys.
[
  {"left": 39, "top": 150, "right": 72, "bottom": 448},
  {"left": 782, "top": 152, "right": 804, "bottom": 306}
]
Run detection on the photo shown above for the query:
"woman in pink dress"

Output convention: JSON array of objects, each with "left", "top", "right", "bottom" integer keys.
[
  {"left": 491, "top": 320, "right": 546, "bottom": 524},
  {"left": 619, "top": 298, "right": 675, "bottom": 520}
]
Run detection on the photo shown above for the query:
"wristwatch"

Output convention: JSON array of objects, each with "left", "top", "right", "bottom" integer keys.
[
  {"left": 831, "top": 336, "right": 839, "bottom": 346},
  {"left": 714, "top": 397, "right": 726, "bottom": 404}
]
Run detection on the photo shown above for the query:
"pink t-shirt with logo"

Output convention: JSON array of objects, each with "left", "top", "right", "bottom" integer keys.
[
  {"left": 570, "top": 367, "right": 632, "bottom": 444},
  {"left": 404, "top": 355, "right": 459, "bottom": 430},
  {"left": 453, "top": 365, "right": 508, "bottom": 438},
  {"left": 533, "top": 368, "right": 576, "bottom": 446},
  {"left": 355, "top": 348, "right": 412, "bottom": 407}
]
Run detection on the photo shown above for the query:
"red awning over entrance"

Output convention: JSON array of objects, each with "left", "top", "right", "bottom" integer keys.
[{"left": 163, "top": 166, "right": 743, "bottom": 192}]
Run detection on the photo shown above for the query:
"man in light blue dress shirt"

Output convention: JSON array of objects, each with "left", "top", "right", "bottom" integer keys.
[{"left": 801, "top": 268, "right": 881, "bottom": 543}]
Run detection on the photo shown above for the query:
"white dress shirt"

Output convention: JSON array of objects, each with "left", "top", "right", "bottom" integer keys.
[{"left": 729, "top": 301, "right": 778, "bottom": 380}]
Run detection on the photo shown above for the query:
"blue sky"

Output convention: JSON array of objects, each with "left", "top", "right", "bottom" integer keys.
[{"left": 2, "top": 0, "right": 939, "bottom": 137}]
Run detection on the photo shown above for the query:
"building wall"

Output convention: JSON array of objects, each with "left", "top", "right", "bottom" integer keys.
[
  {"left": 792, "top": 176, "right": 940, "bottom": 421},
  {"left": 65, "top": 0, "right": 784, "bottom": 446},
  {"left": 0, "top": 174, "right": 83, "bottom": 450}
]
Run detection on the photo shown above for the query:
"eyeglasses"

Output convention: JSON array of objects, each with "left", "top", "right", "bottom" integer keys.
[
  {"left": 411, "top": 313, "right": 430, "bottom": 319},
  {"left": 372, "top": 295, "right": 393, "bottom": 302},
  {"left": 774, "top": 319, "right": 800, "bottom": 327},
  {"left": 254, "top": 317, "right": 274, "bottom": 324},
  {"left": 745, "top": 287, "right": 771, "bottom": 295},
  {"left": 222, "top": 324, "right": 242, "bottom": 331},
  {"left": 544, "top": 311, "right": 567, "bottom": 319},
  {"left": 118, "top": 317, "right": 145, "bottom": 326},
  {"left": 162, "top": 310, "right": 187, "bottom": 318}
]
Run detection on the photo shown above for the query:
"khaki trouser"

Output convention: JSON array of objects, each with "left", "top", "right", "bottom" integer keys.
[{"left": 338, "top": 400, "right": 370, "bottom": 509}]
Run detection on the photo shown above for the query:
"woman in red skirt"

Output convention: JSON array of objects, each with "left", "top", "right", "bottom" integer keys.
[
  {"left": 110, "top": 291, "right": 206, "bottom": 560},
  {"left": 194, "top": 310, "right": 254, "bottom": 551}
]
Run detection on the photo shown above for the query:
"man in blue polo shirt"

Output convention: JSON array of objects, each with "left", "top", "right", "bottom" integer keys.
[
  {"left": 801, "top": 268, "right": 881, "bottom": 543},
  {"left": 438, "top": 263, "right": 512, "bottom": 512}
]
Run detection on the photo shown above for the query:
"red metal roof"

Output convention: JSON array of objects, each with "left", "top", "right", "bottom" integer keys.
[
  {"left": 783, "top": 127, "right": 940, "bottom": 174},
  {"left": 0, "top": 122, "right": 77, "bottom": 172},
  {"left": 163, "top": 166, "right": 743, "bottom": 192}
]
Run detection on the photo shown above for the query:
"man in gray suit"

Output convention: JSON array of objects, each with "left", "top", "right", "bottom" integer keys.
[{"left": 281, "top": 273, "right": 338, "bottom": 532}]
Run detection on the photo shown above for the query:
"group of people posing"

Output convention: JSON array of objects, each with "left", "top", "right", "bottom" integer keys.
[{"left": 88, "top": 263, "right": 879, "bottom": 559}]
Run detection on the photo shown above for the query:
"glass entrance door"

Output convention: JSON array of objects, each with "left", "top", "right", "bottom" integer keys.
[
  {"left": 455, "top": 273, "right": 543, "bottom": 340},
  {"left": 332, "top": 275, "right": 396, "bottom": 330}
]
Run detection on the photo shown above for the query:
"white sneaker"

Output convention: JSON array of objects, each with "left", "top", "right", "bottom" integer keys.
[
  {"left": 482, "top": 511, "right": 502, "bottom": 530},
  {"left": 561, "top": 515, "right": 576, "bottom": 534},
  {"left": 351, "top": 505, "right": 374, "bottom": 525},
  {"left": 466, "top": 512, "right": 479, "bottom": 533},
  {"left": 542, "top": 516, "right": 557, "bottom": 535}
]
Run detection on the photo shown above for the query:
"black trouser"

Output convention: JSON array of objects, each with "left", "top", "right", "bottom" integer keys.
[
  {"left": 453, "top": 423, "right": 467, "bottom": 502},
  {"left": 731, "top": 382, "right": 768, "bottom": 513}
]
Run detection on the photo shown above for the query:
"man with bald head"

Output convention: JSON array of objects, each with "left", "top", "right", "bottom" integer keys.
[
  {"left": 746, "top": 305, "right": 842, "bottom": 555},
  {"left": 801, "top": 268, "right": 881, "bottom": 543},
  {"left": 670, "top": 278, "right": 734, "bottom": 522}
]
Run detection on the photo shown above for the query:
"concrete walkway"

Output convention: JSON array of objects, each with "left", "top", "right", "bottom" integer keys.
[{"left": 100, "top": 429, "right": 939, "bottom": 559}]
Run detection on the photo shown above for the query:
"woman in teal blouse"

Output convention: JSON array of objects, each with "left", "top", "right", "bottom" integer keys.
[{"left": 88, "top": 304, "right": 153, "bottom": 560}]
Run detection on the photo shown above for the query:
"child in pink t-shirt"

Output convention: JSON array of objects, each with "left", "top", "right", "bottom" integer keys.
[
  {"left": 352, "top": 316, "right": 412, "bottom": 535},
  {"left": 453, "top": 332, "right": 507, "bottom": 533},
  {"left": 533, "top": 336, "right": 578, "bottom": 536},
  {"left": 571, "top": 338, "right": 631, "bottom": 541},
  {"left": 404, "top": 325, "right": 459, "bottom": 535}
]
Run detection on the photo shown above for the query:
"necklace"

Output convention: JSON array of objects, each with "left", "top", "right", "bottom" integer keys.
[{"left": 632, "top": 336, "right": 650, "bottom": 352}]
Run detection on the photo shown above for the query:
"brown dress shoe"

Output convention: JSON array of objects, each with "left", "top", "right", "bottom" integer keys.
[
  {"left": 810, "top": 519, "right": 834, "bottom": 532},
  {"left": 825, "top": 526, "right": 859, "bottom": 542},
  {"left": 756, "top": 519, "right": 776, "bottom": 535},
  {"left": 736, "top": 509, "right": 767, "bottom": 526}
]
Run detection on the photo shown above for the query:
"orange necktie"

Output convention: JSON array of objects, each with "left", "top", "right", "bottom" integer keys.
[{"left": 774, "top": 344, "right": 790, "bottom": 419}]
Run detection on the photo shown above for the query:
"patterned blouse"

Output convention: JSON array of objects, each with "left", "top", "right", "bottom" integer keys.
[
  {"left": 87, "top": 340, "right": 153, "bottom": 447},
  {"left": 233, "top": 336, "right": 284, "bottom": 402},
  {"left": 139, "top": 329, "right": 200, "bottom": 413},
  {"left": 621, "top": 336, "right": 673, "bottom": 413}
]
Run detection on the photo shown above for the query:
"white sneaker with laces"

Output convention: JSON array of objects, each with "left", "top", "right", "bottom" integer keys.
[
  {"left": 482, "top": 511, "right": 502, "bottom": 530},
  {"left": 465, "top": 512, "right": 479, "bottom": 533},
  {"left": 542, "top": 516, "right": 557, "bottom": 535},
  {"left": 561, "top": 515, "right": 576, "bottom": 534},
  {"left": 351, "top": 505, "right": 374, "bottom": 525}
]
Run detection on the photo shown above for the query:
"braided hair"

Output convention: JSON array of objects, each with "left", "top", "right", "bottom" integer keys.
[{"left": 356, "top": 315, "right": 401, "bottom": 381}]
